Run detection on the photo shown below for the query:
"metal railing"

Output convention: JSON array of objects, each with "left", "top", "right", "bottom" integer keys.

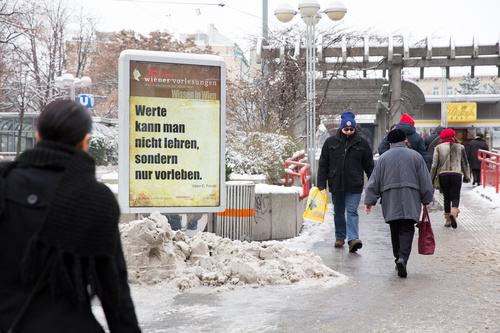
[
  {"left": 478, "top": 149, "right": 498, "bottom": 193},
  {"left": 279, "top": 152, "right": 311, "bottom": 200}
]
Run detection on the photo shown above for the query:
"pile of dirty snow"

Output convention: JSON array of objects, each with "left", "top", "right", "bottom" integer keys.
[{"left": 120, "top": 212, "right": 345, "bottom": 290}]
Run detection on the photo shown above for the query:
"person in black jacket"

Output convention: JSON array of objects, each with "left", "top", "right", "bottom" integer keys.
[
  {"left": 377, "top": 113, "right": 427, "bottom": 163},
  {"left": 317, "top": 111, "right": 374, "bottom": 252},
  {"left": 423, "top": 125, "right": 443, "bottom": 170},
  {"left": 468, "top": 132, "right": 489, "bottom": 186},
  {"left": 0, "top": 100, "right": 141, "bottom": 333}
]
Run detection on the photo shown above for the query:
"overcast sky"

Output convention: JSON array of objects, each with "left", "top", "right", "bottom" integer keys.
[
  {"left": 74, "top": 0, "right": 499, "bottom": 44},
  {"left": 72, "top": 0, "right": 500, "bottom": 77}
]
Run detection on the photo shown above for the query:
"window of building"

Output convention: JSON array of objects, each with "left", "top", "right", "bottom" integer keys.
[
  {"left": 433, "top": 87, "right": 440, "bottom": 95},
  {"left": 0, "top": 116, "right": 37, "bottom": 156}
]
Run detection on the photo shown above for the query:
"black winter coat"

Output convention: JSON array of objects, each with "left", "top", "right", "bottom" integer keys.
[
  {"left": 0, "top": 142, "right": 141, "bottom": 333},
  {"left": 468, "top": 137, "right": 489, "bottom": 170},
  {"left": 423, "top": 126, "right": 443, "bottom": 170},
  {"left": 317, "top": 130, "right": 374, "bottom": 193}
]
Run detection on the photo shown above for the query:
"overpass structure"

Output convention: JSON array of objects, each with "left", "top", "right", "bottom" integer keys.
[{"left": 257, "top": 34, "right": 500, "bottom": 148}]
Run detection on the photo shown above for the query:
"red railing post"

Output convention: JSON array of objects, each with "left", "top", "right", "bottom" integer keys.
[
  {"left": 479, "top": 150, "right": 486, "bottom": 189},
  {"left": 278, "top": 151, "right": 311, "bottom": 200},
  {"left": 478, "top": 149, "right": 500, "bottom": 193},
  {"left": 495, "top": 155, "right": 500, "bottom": 193}
]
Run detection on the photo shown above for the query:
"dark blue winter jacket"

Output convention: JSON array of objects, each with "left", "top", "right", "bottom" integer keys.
[{"left": 377, "top": 122, "right": 427, "bottom": 162}]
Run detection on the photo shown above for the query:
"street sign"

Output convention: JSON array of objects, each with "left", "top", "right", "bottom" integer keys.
[{"left": 78, "top": 94, "right": 94, "bottom": 108}]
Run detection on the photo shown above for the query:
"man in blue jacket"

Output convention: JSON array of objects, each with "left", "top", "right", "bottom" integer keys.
[
  {"left": 317, "top": 111, "right": 374, "bottom": 252},
  {"left": 364, "top": 129, "right": 434, "bottom": 278},
  {"left": 377, "top": 113, "right": 427, "bottom": 162}
]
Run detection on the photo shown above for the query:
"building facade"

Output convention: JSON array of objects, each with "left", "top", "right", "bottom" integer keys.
[
  {"left": 412, "top": 94, "right": 500, "bottom": 150},
  {"left": 409, "top": 75, "right": 499, "bottom": 96},
  {"left": 180, "top": 24, "right": 250, "bottom": 82}
]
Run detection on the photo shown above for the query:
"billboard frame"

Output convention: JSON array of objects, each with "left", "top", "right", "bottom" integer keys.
[{"left": 118, "top": 50, "right": 226, "bottom": 214}]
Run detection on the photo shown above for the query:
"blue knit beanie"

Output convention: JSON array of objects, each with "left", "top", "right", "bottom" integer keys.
[{"left": 340, "top": 111, "right": 356, "bottom": 129}]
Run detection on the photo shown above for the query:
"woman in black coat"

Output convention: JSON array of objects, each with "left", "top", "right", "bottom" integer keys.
[
  {"left": 0, "top": 100, "right": 141, "bottom": 332},
  {"left": 468, "top": 133, "right": 489, "bottom": 186}
]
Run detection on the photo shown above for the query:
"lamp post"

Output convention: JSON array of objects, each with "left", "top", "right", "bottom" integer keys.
[
  {"left": 54, "top": 73, "right": 92, "bottom": 101},
  {"left": 274, "top": 0, "right": 347, "bottom": 186}
]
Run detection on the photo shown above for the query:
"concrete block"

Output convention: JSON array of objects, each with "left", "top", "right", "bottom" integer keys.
[
  {"left": 253, "top": 185, "right": 303, "bottom": 241},
  {"left": 270, "top": 193, "right": 296, "bottom": 239},
  {"left": 120, "top": 213, "right": 140, "bottom": 224}
]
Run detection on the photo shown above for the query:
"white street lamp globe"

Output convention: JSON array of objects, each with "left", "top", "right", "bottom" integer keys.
[
  {"left": 73, "top": 78, "right": 81, "bottom": 88},
  {"left": 324, "top": 1, "right": 347, "bottom": 21},
  {"left": 62, "top": 73, "right": 75, "bottom": 87},
  {"left": 302, "top": 13, "right": 322, "bottom": 25},
  {"left": 54, "top": 76, "right": 64, "bottom": 88},
  {"left": 80, "top": 76, "right": 92, "bottom": 87},
  {"left": 298, "top": 0, "right": 320, "bottom": 17},
  {"left": 274, "top": 3, "right": 298, "bottom": 23}
]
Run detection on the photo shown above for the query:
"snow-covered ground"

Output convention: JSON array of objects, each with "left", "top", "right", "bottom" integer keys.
[
  {"left": 94, "top": 169, "right": 500, "bottom": 331},
  {"left": 467, "top": 182, "right": 500, "bottom": 206}
]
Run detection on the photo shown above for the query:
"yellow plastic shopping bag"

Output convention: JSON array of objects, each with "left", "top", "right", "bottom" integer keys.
[{"left": 302, "top": 187, "right": 327, "bottom": 223}]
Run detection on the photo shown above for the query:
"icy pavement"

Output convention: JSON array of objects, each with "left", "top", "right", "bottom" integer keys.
[{"left": 94, "top": 183, "right": 500, "bottom": 332}]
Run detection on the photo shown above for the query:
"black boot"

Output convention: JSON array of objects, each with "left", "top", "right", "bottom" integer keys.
[{"left": 396, "top": 258, "right": 407, "bottom": 278}]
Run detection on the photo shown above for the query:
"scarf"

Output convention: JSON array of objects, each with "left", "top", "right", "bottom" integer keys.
[{"left": 2, "top": 141, "right": 122, "bottom": 310}]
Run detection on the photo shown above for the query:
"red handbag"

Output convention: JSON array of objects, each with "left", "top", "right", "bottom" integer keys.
[{"left": 417, "top": 206, "right": 435, "bottom": 255}]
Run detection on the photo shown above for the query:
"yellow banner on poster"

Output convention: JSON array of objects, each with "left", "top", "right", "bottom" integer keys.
[{"left": 447, "top": 103, "right": 477, "bottom": 123}]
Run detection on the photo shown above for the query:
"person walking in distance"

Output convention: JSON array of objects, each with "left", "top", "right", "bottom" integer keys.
[
  {"left": 317, "top": 111, "right": 374, "bottom": 252},
  {"left": 377, "top": 113, "right": 427, "bottom": 162},
  {"left": 429, "top": 128, "right": 471, "bottom": 228},
  {"left": 467, "top": 132, "right": 489, "bottom": 186},
  {"left": 0, "top": 100, "right": 141, "bottom": 332},
  {"left": 364, "top": 129, "right": 434, "bottom": 278},
  {"left": 424, "top": 125, "right": 443, "bottom": 171}
]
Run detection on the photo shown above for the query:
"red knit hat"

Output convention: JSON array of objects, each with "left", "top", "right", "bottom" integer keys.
[
  {"left": 399, "top": 113, "right": 415, "bottom": 125},
  {"left": 439, "top": 128, "right": 455, "bottom": 140}
]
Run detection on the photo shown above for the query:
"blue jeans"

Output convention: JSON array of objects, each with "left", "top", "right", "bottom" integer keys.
[{"left": 331, "top": 192, "right": 361, "bottom": 241}]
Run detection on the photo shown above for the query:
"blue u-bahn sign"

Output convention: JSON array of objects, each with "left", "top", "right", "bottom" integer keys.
[{"left": 78, "top": 94, "right": 94, "bottom": 108}]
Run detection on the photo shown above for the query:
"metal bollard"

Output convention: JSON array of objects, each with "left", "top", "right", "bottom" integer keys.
[{"left": 216, "top": 181, "right": 255, "bottom": 241}]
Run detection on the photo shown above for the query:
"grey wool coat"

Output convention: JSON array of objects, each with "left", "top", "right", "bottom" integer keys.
[{"left": 364, "top": 142, "right": 435, "bottom": 223}]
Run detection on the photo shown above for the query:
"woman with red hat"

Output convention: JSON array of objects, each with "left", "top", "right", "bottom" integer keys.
[{"left": 429, "top": 128, "right": 471, "bottom": 228}]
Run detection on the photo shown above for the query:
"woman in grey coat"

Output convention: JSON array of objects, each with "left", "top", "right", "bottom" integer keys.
[{"left": 364, "top": 129, "right": 434, "bottom": 278}]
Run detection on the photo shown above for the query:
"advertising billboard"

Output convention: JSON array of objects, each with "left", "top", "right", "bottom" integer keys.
[
  {"left": 447, "top": 102, "right": 477, "bottom": 123},
  {"left": 118, "top": 50, "right": 226, "bottom": 213}
]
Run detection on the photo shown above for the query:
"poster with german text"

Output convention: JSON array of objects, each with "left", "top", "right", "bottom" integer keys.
[{"left": 127, "top": 60, "right": 222, "bottom": 209}]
